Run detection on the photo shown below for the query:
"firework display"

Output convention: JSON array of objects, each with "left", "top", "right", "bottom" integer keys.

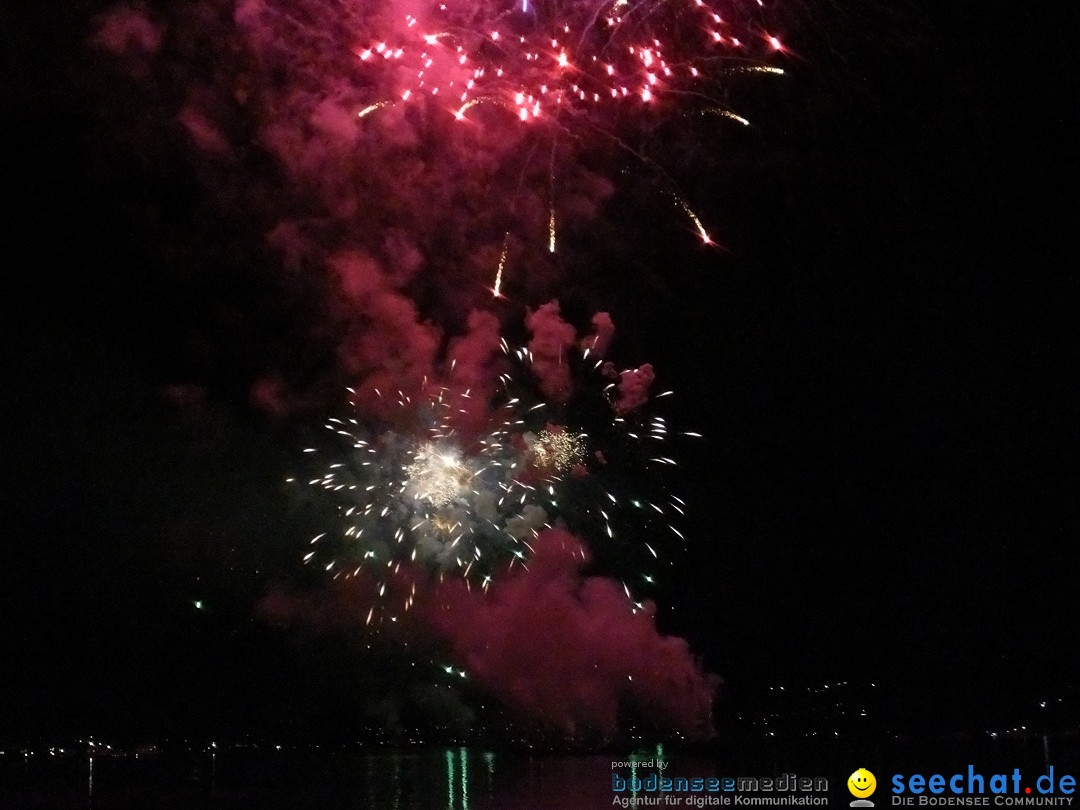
[
  {"left": 292, "top": 338, "right": 694, "bottom": 609},
  {"left": 349, "top": 0, "right": 785, "bottom": 249},
  {"left": 228, "top": 0, "right": 785, "bottom": 276},
  {"left": 89, "top": 0, "right": 782, "bottom": 736},
  {"left": 350, "top": 0, "right": 784, "bottom": 126}
]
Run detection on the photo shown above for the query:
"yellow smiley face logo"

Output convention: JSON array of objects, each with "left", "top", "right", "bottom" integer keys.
[{"left": 848, "top": 768, "right": 877, "bottom": 798}]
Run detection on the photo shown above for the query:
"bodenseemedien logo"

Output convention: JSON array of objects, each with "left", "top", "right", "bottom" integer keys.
[
  {"left": 611, "top": 770, "right": 830, "bottom": 806},
  {"left": 849, "top": 768, "right": 878, "bottom": 808}
]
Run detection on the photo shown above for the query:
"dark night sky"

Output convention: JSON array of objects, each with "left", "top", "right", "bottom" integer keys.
[{"left": 2, "top": 0, "right": 1077, "bottom": 741}]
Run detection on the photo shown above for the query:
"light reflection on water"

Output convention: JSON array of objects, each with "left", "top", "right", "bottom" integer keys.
[
  {"left": 7, "top": 730, "right": 1075, "bottom": 809},
  {"left": 3, "top": 746, "right": 672, "bottom": 809}
]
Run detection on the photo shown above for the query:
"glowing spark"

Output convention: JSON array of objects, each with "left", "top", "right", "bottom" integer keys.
[
  {"left": 730, "top": 65, "right": 785, "bottom": 75},
  {"left": 492, "top": 233, "right": 509, "bottom": 297},
  {"left": 404, "top": 443, "right": 472, "bottom": 507},
  {"left": 531, "top": 429, "right": 586, "bottom": 471},
  {"left": 702, "top": 107, "right": 750, "bottom": 127},
  {"left": 675, "top": 197, "right": 712, "bottom": 244},
  {"left": 454, "top": 97, "right": 486, "bottom": 120}
]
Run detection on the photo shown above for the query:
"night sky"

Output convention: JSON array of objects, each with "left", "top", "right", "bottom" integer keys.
[{"left": 2, "top": 0, "right": 1077, "bottom": 744}]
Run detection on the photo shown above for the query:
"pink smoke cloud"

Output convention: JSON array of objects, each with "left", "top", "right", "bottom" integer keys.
[
  {"left": 420, "top": 529, "right": 716, "bottom": 739},
  {"left": 446, "top": 311, "right": 503, "bottom": 391},
  {"left": 615, "top": 363, "right": 656, "bottom": 414},
  {"left": 441, "top": 310, "right": 509, "bottom": 435},
  {"left": 580, "top": 312, "right": 615, "bottom": 358},
  {"left": 328, "top": 250, "right": 440, "bottom": 418},
  {"left": 259, "top": 527, "right": 716, "bottom": 740},
  {"left": 178, "top": 106, "right": 232, "bottom": 154},
  {"left": 93, "top": 6, "right": 161, "bottom": 57},
  {"left": 525, "top": 301, "right": 578, "bottom": 404}
]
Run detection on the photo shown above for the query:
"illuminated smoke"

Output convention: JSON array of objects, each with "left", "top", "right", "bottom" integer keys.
[{"left": 261, "top": 528, "right": 717, "bottom": 740}]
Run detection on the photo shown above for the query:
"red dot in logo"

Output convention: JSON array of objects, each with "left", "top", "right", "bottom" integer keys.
[{"left": 1026, "top": 788, "right": 1032, "bottom": 794}]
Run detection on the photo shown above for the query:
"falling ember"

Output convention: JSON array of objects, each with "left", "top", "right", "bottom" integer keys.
[
  {"left": 730, "top": 65, "right": 786, "bottom": 75},
  {"left": 492, "top": 233, "right": 509, "bottom": 297},
  {"left": 702, "top": 107, "right": 750, "bottom": 127},
  {"left": 676, "top": 197, "right": 712, "bottom": 244},
  {"left": 548, "top": 205, "right": 557, "bottom": 253},
  {"left": 357, "top": 100, "right": 391, "bottom": 118}
]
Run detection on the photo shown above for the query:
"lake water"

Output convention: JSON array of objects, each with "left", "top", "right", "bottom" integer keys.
[
  {"left": 0, "top": 745, "right": 826, "bottom": 810},
  {"left": 2, "top": 735, "right": 1076, "bottom": 810}
]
